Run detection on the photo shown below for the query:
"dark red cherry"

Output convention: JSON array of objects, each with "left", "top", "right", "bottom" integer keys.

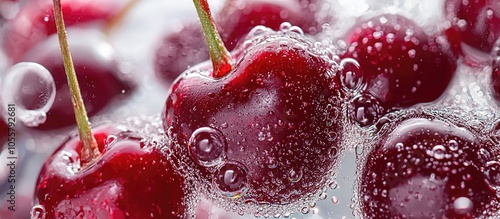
[
  {"left": 343, "top": 14, "right": 457, "bottom": 110},
  {"left": 2, "top": 0, "right": 120, "bottom": 63},
  {"left": 154, "top": 0, "right": 323, "bottom": 83},
  {"left": 21, "top": 32, "right": 135, "bottom": 130},
  {"left": 164, "top": 31, "right": 342, "bottom": 205},
  {"left": 35, "top": 124, "right": 189, "bottom": 219},
  {"left": 360, "top": 117, "right": 499, "bottom": 218},
  {"left": 445, "top": 0, "right": 500, "bottom": 56}
]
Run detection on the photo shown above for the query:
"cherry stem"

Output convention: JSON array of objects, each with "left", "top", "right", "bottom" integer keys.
[
  {"left": 193, "top": 0, "right": 233, "bottom": 77},
  {"left": 53, "top": 0, "right": 100, "bottom": 167}
]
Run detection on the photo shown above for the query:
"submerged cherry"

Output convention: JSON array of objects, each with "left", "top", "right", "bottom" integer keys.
[
  {"left": 360, "top": 117, "right": 499, "bottom": 218},
  {"left": 21, "top": 32, "right": 135, "bottom": 130},
  {"left": 445, "top": 0, "right": 500, "bottom": 57},
  {"left": 34, "top": 1, "right": 188, "bottom": 218},
  {"left": 163, "top": 0, "right": 342, "bottom": 211},
  {"left": 154, "top": 0, "right": 323, "bottom": 83},
  {"left": 343, "top": 14, "right": 457, "bottom": 111},
  {"left": 2, "top": 0, "right": 121, "bottom": 63}
]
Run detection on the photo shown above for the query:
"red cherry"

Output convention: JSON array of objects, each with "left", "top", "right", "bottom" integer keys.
[
  {"left": 154, "top": 0, "right": 323, "bottom": 83},
  {"left": 21, "top": 33, "right": 135, "bottom": 130},
  {"left": 360, "top": 117, "right": 500, "bottom": 218},
  {"left": 164, "top": 31, "right": 342, "bottom": 207},
  {"left": 35, "top": 124, "right": 189, "bottom": 218},
  {"left": 343, "top": 14, "right": 457, "bottom": 110},
  {"left": 445, "top": 0, "right": 500, "bottom": 56},
  {"left": 2, "top": 0, "right": 120, "bottom": 63}
]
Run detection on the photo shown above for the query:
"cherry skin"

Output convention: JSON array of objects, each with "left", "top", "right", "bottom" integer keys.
[
  {"left": 360, "top": 117, "right": 499, "bottom": 218},
  {"left": 342, "top": 14, "right": 457, "bottom": 110},
  {"left": 21, "top": 33, "right": 135, "bottom": 130},
  {"left": 2, "top": 0, "right": 120, "bottom": 63},
  {"left": 445, "top": 0, "right": 500, "bottom": 55},
  {"left": 154, "top": 0, "right": 322, "bottom": 83},
  {"left": 163, "top": 31, "right": 342, "bottom": 205},
  {"left": 35, "top": 124, "right": 189, "bottom": 219}
]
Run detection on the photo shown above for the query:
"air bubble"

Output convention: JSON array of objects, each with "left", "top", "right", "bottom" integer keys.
[
  {"left": 1, "top": 62, "right": 56, "bottom": 127},
  {"left": 448, "top": 140, "right": 459, "bottom": 151},
  {"left": 484, "top": 161, "right": 500, "bottom": 190},
  {"left": 348, "top": 94, "right": 383, "bottom": 127},
  {"left": 279, "top": 22, "right": 292, "bottom": 32},
  {"left": 453, "top": 197, "right": 473, "bottom": 215},
  {"left": 214, "top": 161, "right": 248, "bottom": 198},
  {"left": 288, "top": 168, "right": 303, "bottom": 183},
  {"left": 188, "top": 127, "right": 227, "bottom": 167},
  {"left": 267, "top": 157, "right": 278, "bottom": 169},
  {"left": 301, "top": 206, "right": 310, "bottom": 214},
  {"left": 331, "top": 196, "right": 339, "bottom": 204},
  {"left": 30, "top": 204, "right": 46, "bottom": 219},
  {"left": 339, "top": 58, "right": 365, "bottom": 94},
  {"left": 431, "top": 145, "right": 446, "bottom": 160}
]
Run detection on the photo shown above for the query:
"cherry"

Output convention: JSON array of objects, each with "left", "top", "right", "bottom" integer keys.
[
  {"left": 154, "top": 0, "right": 323, "bottom": 83},
  {"left": 359, "top": 116, "right": 500, "bottom": 218},
  {"left": 445, "top": 0, "right": 500, "bottom": 56},
  {"left": 34, "top": 2, "right": 189, "bottom": 218},
  {"left": 163, "top": 0, "right": 342, "bottom": 209},
  {"left": 342, "top": 14, "right": 457, "bottom": 111},
  {"left": 2, "top": 0, "right": 120, "bottom": 63},
  {"left": 20, "top": 31, "right": 135, "bottom": 130},
  {"left": 35, "top": 123, "right": 188, "bottom": 218}
]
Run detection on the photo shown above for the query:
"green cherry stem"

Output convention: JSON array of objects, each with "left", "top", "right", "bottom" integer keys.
[
  {"left": 193, "top": 0, "right": 233, "bottom": 78},
  {"left": 53, "top": 0, "right": 100, "bottom": 167}
]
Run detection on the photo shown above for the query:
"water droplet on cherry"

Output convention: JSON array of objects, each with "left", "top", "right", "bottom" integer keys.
[
  {"left": 188, "top": 127, "right": 227, "bottom": 167},
  {"left": 214, "top": 161, "right": 248, "bottom": 198},
  {"left": 1, "top": 62, "right": 56, "bottom": 127},
  {"left": 453, "top": 197, "right": 474, "bottom": 215},
  {"left": 30, "top": 204, "right": 46, "bottom": 219},
  {"left": 288, "top": 168, "right": 303, "bottom": 183}
]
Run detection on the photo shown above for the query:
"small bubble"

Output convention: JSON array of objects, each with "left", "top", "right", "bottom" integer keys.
[
  {"left": 188, "top": 127, "right": 226, "bottom": 167},
  {"left": 431, "top": 145, "right": 446, "bottom": 160},
  {"left": 214, "top": 161, "right": 248, "bottom": 198},
  {"left": 1, "top": 62, "right": 56, "bottom": 127},
  {"left": 331, "top": 196, "right": 339, "bottom": 204},
  {"left": 288, "top": 168, "right": 303, "bottom": 183},
  {"left": 30, "top": 204, "right": 46, "bottom": 219},
  {"left": 267, "top": 157, "right": 278, "bottom": 169},
  {"left": 279, "top": 22, "right": 292, "bottom": 31},
  {"left": 257, "top": 131, "right": 266, "bottom": 141},
  {"left": 453, "top": 197, "right": 473, "bottom": 215},
  {"left": 329, "top": 180, "right": 338, "bottom": 189},
  {"left": 448, "top": 140, "right": 459, "bottom": 151},
  {"left": 301, "top": 207, "right": 310, "bottom": 214}
]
